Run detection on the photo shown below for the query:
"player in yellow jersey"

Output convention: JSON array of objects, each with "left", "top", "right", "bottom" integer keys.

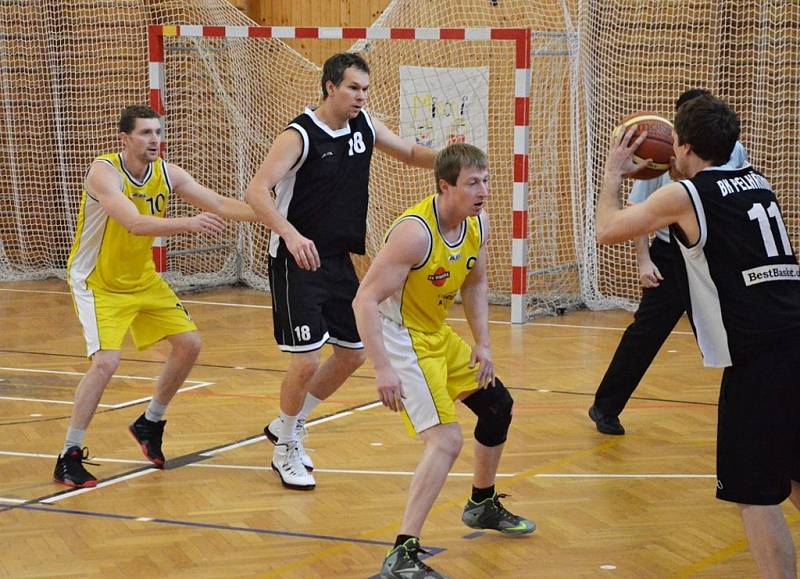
[
  {"left": 353, "top": 144, "right": 535, "bottom": 579},
  {"left": 54, "top": 105, "right": 256, "bottom": 488}
]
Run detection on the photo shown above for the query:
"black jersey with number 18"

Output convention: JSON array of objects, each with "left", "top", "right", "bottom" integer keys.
[
  {"left": 672, "top": 165, "right": 800, "bottom": 367},
  {"left": 268, "top": 106, "right": 375, "bottom": 259}
]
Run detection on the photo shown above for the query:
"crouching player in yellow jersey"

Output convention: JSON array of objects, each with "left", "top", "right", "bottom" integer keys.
[
  {"left": 54, "top": 105, "right": 256, "bottom": 488},
  {"left": 353, "top": 143, "right": 535, "bottom": 579}
]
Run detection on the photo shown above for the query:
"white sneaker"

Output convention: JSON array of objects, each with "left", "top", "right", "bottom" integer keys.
[
  {"left": 271, "top": 442, "right": 316, "bottom": 490},
  {"left": 264, "top": 417, "right": 315, "bottom": 471}
]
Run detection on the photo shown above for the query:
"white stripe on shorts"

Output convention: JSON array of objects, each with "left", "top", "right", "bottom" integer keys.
[
  {"left": 70, "top": 285, "right": 101, "bottom": 356},
  {"left": 380, "top": 315, "right": 439, "bottom": 433},
  {"left": 278, "top": 332, "right": 330, "bottom": 353},
  {"left": 327, "top": 337, "right": 364, "bottom": 349}
]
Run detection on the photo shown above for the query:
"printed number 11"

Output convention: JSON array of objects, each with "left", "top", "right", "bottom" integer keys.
[{"left": 748, "top": 202, "right": 792, "bottom": 257}]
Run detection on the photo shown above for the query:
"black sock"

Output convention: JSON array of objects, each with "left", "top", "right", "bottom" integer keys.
[
  {"left": 394, "top": 534, "right": 416, "bottom": 548},
  {"left": 471, "top": 484, "right": 495, "bottom": 503}
]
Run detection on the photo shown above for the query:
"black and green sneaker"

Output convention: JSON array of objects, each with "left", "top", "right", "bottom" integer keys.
[
  {"left": 461, "top": 492, "right": 536, "bottom": 535},
  {"left": 379, "top": 538, "right": 447, "bottom": 578}
]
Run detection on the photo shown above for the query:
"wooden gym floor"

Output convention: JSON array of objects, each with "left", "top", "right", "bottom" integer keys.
[{"left": 0, "top": 279, "right": 795, "bottom": 577}]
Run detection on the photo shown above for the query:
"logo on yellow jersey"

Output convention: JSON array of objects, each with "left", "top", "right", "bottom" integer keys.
[{"left": 428, "top": 267, "right": 450, "bottom": 287}]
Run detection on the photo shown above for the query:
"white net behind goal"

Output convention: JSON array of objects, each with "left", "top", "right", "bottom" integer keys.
[
  {"left": 2, "top": 0, "right": 798, "bottom": 320},
  {"left": 0, "top": 0, "right": 582, "bottom": 320},
  {"left": 578, "top": 0, "right": 800, "bottom": 310},
  {"left": 0, "top": 1, "right": 255, "bottom": 282}
]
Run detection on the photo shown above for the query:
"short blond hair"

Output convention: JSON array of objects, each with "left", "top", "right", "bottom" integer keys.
[{"left": 434, "top": 143, "right": 488, "bottom": 193}]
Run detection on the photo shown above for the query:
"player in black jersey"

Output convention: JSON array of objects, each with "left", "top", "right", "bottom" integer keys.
[
  {"left": 245, "top": 53, "right": 437, "bottom": 490},
  {"left": 589, "top": 89, "right": 749, "bottom": 437},
  {"left": 596, "top": 94, "right": 800, "bottom": 577}
]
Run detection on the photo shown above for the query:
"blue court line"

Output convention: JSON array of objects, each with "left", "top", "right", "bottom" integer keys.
[
  {"left": 0, "top": 398, "right": 449, "bottom": 562},
  {"left": 16, "top": 503, "right": 441, "bottom": 550}
]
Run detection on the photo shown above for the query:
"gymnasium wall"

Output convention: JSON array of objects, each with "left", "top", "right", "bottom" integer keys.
[{"left": 246, "top": 1, "right": 392, "bottom": 64}]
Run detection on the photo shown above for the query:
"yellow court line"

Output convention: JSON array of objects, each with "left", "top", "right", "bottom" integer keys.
[{"left": 670, "top": 510, "right": 800, "bottom": 578}]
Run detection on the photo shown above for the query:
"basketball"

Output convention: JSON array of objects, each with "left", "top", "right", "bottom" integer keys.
[{"left": 612, "top": 112, "right": 674, "bottom": 179}]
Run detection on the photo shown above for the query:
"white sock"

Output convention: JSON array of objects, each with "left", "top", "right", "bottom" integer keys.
[
  {"left": 145, "top": 399, "right": 168, "bottom": 423},
  {"left": 298, "top": 393, "right": 323, "bottom": 423},
  {"left": 277, "top": 412, "right": 299, "bottom": 445},
  {"left": 63, "top": 427, "right": 86, "bottom": 455}
]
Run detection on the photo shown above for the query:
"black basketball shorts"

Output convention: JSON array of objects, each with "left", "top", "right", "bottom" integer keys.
[
  {"left": 715, "top": 343, "right": 800, "bottom": 505},
  {"left": 268, "top": 253, "right": 363, "bottom": 353}
]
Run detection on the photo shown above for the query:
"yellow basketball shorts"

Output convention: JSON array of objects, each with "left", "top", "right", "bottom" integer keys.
[
  {"left": 380, "top": 315, "right": 480, "bottom": 436},
  {"left": 70, "top": 277, "right": 197, "bottom": 357}
]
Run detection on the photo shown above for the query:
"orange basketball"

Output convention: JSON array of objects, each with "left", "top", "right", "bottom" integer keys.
[{"left": 612, "top": 112, "right": 674, "bottom": 180}]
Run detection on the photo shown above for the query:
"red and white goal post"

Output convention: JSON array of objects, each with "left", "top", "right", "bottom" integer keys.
[{"left": 147, "top": 25, "right": 532, "bottom": 323}]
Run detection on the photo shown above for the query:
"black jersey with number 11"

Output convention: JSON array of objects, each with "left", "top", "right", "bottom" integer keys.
[{"left": 672, "top": 165, "right": 800, "bottom": 367}]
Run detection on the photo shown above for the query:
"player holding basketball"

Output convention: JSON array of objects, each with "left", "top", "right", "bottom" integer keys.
[
  {"left": 245, "top": 53, "right": 436, "bottom": 491},
  {"left": 589, "top": 89, "right": 748, "bottom": 435},
  {"left": 353, "top": 143, "right": 535, "bottom": 579},
  {"left": 597, "top": 94, "right": 800, "bottom": 577},
  {"left": 54, "top": 105, "right": 256, "bottom": 488}
]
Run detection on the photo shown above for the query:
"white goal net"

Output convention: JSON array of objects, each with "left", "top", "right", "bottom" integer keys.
[
  {"left": 576, "top": 0, "right": 800, "bottom": 310},
  {"left": 2, "top": 0, "right": 797, "bottom": 320}
]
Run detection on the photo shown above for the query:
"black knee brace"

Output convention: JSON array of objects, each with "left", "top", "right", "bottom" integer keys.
[{"left": 462, "top": 377, "right": 514, "bottom": 447}]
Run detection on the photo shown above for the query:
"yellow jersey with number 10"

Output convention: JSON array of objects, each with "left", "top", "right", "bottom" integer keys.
[
  {"left": 67, "top": 153, "right": 172, "bottom": 293},
  {"left": 378, "top": 194, "right": 484, "bottom": 333}
]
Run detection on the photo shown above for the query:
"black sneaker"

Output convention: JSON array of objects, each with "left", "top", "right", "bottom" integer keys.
[
  {"left": 461, "top": 492, "right": 536, "bottom": 535},
  {"left": 128, "top": 414, "right": 166, "bottom": 467},
  {"left": 588, "top": 405, "right": 625, "bottom": 435},
  {"left": 53, "top": 446, "right": 98, "bottom": 488},
  {"left": 379, "top": 538, "right": 447, "bottom": 578}
]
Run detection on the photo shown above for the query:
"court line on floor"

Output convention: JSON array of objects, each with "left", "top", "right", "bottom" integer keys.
[
  {"left": 40, "top": 469, "right": 159, "bottom": 503},
  {"left": 0, "top": 398, "right": 413, "bottom": 506},
  {"left": 0, "top": 395, "right": 96, "bottom": 406},
  {"left": 0, "top": 288, "right": 501, "bottom": 326},
  {"left": 0, "top": 348, "right": 348, "bottom": 383},
  {"left": 0, "top": 288, "right": 69, "bottom": 295},
  {"left": 198, "top": 399, "right": 377, "bottom": 457},
  {"left": 0, "top": 451, "right": 705, "bottom": 479},
  {"left": 508, "top": 386, "right": 719, "bottom": 409},
  {"left": 186, "top": 463, "right": 515, "bottom": 477},
  {"left": 13, "top": 503, "right": 417, "bottom": 550},
  {"left": 1, "top": 353, "right": 713, "bottom": 417},
  {"left": 0, "top": 450, "right": 515, "bottom": 479},
  {"left": 1, "top": 287, "right": 693, "bottom": 332},
  {"left": 535, "top": 473, "right": 714, "bottom": 479},
  {"left": 0, "top": 450, "right": 151, "bottom": 464},
  {"left": 0, "top": 365, "right": 213, "bottom": 408},
  {"left": 1, "top": 393, "right": 501, "bottom": 509},
  {"left": 107, "top": 382, "right": 213, "bottom": 409},
  {"left": 670, "top": 511, "right": 800, "bottom": 578},
  {"left": 0, "top": 460, "right": 446, "bottom": 555},
  {"left": 0, "top": 366, "right": 166, "bottom": 380}
]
